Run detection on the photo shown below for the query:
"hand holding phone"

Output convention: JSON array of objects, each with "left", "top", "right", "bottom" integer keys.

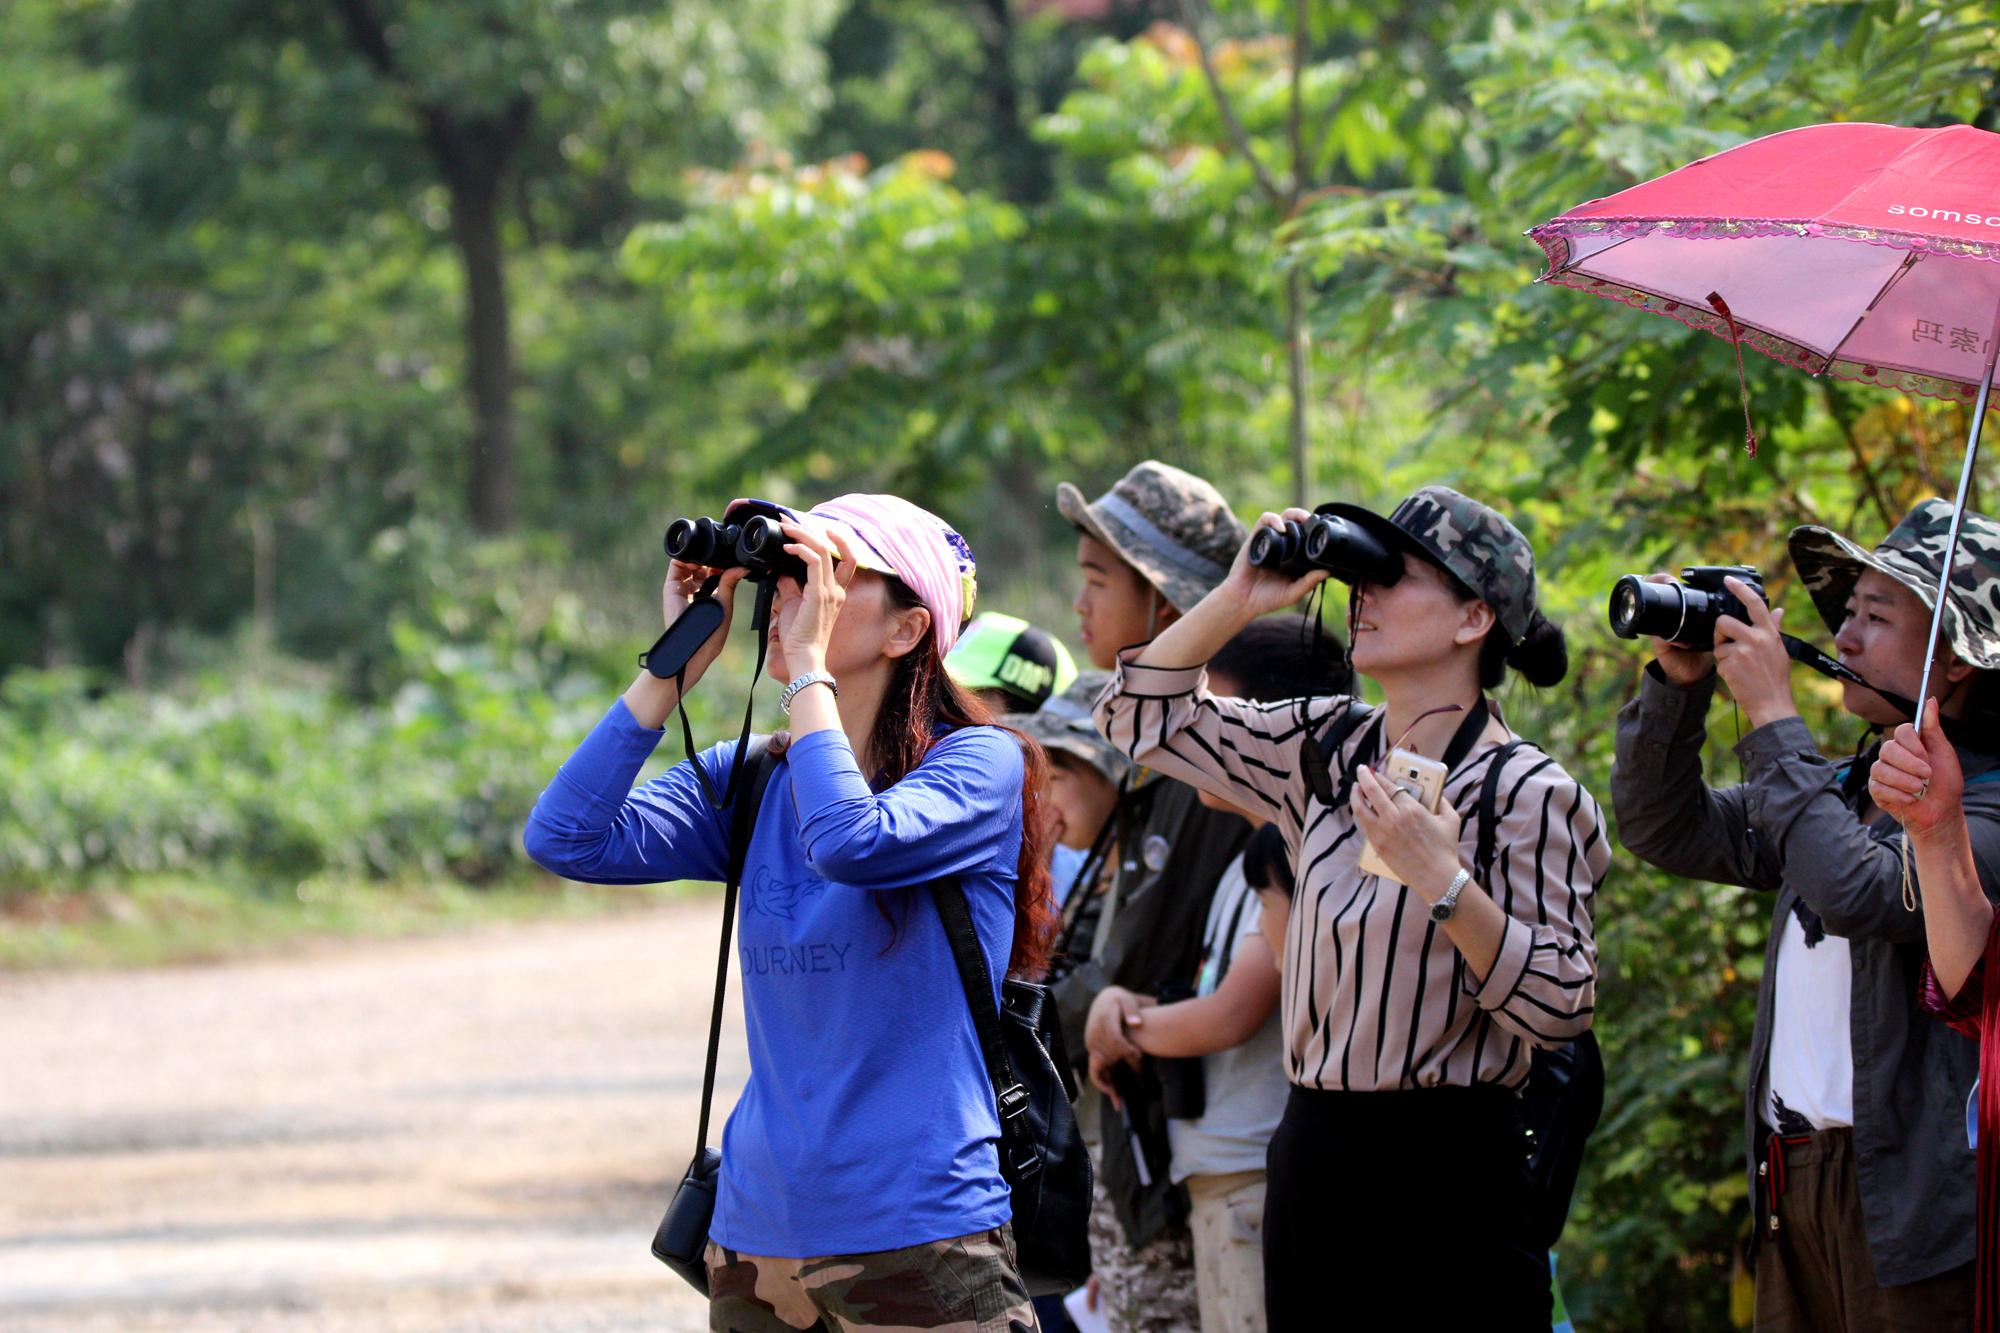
[{"left": 1356, "top": 747, "right": 1447, "bottom": 885}]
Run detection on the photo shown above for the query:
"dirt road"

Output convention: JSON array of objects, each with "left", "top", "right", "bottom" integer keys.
[{"left": 0, "top": 899, "right": 742, "bottom": 1332}]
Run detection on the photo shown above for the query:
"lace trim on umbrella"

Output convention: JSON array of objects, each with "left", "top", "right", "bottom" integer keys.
[
  {"left": 1539, "top": 269, "right": 1984, "bottom": 405},
  {"left": 1529, "top": 216, "right": 2000, "bottom": 265}
]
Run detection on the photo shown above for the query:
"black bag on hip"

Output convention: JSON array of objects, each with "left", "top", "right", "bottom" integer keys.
[{"left": 930, "top": 877, "right": 1093, "bottom": 1297}]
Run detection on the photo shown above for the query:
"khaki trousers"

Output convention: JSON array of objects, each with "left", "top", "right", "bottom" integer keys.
[
  {"left": 1755, "top": 1127, "right": 1973, "bottom": 1332},
  {"left": 1184, "top": 1170, "right": 1266, "bottom": 1333}
]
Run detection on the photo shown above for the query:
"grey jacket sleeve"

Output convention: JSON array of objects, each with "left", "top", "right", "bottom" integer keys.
[
  {"left": 1729, "top": 716, "right": 1923, "bottom": 941},
  {"left": 1741, "top": 724, "right": 2000, "bottom": 942},
  {"left": 1611, "top": 664, "right": 1778, "bottom": 891}
]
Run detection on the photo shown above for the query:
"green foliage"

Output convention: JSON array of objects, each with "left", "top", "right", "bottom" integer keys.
[{"left": 18, "top": 0, "right": 2000, "bottom": 1324}]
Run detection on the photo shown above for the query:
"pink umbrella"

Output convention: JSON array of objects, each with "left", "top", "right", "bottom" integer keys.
[{"left": 1529, "top": 120, "right": 2000, "bottom": 716}]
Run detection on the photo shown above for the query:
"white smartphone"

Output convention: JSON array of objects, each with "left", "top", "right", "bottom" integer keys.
[{"left": 1356, "top": 747, "right": 1448, "bottom": 885}]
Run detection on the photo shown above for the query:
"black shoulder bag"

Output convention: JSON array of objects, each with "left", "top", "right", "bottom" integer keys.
[
  {"left": 650, "top": 740, "right": 778, "bottom": 1294},
  {"left": 931, "top": 877, "right": 1094, "bottom": 1297},
  {"left": 1470, "top": 740, "right": 1605, "bottom": 1250}
]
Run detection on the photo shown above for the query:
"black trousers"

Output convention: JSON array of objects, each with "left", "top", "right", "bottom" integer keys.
[{"left": 1263, "top": 1083, "right": 1550, "bottom": 1333}]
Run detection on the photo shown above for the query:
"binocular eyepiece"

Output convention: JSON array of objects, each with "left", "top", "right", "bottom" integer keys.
[
  {"left": 1607, "top": 565, "right": 1766, "bottom": 652},
  {"left": 664, "top": 513, "right": 805, "bottom": 582},
  {"left": 1247, "top": 513, "right": 1404, "bottom": 586}
]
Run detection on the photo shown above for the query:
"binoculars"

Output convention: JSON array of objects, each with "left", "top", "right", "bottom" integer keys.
[
  {"left": 1247, "top": 513, "right": 1404, "bottom": 586},
  {"left": 1607, "top": 565, "right": 1767, "bottom": 652},
  {"left": 663, "top": 511, "right": 809, "bottom": 584}
]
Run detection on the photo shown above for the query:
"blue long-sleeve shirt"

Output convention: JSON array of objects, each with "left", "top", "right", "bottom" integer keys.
[{"left": 524, "top": 699, "right": 1024, "bottom": 1257}]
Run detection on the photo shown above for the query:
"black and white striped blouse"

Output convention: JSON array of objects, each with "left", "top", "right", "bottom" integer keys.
[{"left": 1094, "top": 654, "right": 1607, "bottom": 1093}]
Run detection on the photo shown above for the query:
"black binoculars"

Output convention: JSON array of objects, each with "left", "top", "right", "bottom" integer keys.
[
  {"left": 1247, "top": 512, "right": 1404, "bottom": 586},
  {"left": 1608, "top": 565, "right": 1767, "bottom": 652},
  {"left": 663, "top": 511, "right": 809, "bottom": 584}
]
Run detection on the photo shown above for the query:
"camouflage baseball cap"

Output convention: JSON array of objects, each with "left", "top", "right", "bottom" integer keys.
[
  {"left": 1056, "top": 461, "right": 1247, "bottom": 613},
  {"left": 1015, "top": 671, "right": 1131, "bottom": 786},
  {"left": 1323, "top": 486, "right": 1540, "bottom": 644},
  {"left": 1789, "top": 499, "right": 2000, "bottom": 670}
]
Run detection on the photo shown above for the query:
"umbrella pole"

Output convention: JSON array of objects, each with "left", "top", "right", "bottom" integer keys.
[
  {"left": 1896, "top": 309, "right": 2000, "bottom": 916},
  {"left": 1912, "top": 319, "right": 2000, "bottom": 721}
]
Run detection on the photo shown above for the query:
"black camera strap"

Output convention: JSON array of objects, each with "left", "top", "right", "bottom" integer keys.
[
  {"left": 1780, "top": 632, "right": 1988, "bottom": 754},
  {"left": 692, "top": 740, "right": 778, "bottom": 1161},
  {"left": 1304, "top": 697, "right": 1491, "bottom": 811}
]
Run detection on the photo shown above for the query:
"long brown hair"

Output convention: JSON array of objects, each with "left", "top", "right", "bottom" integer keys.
[{"left": 874, "top": 576, "right": 1058, "bottom": 979}]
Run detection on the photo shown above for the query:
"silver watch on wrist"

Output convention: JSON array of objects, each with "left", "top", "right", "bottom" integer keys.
[
  {"left": 1430, "top": 868, "right": 1472, "bottom": 923},
  {"left": 780, "top": 670, "right": 837, "bottom": 714}
]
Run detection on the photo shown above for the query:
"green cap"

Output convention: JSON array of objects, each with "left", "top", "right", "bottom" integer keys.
[{"left": 946, "top": 613, "right": 1079, "bottom": 712}]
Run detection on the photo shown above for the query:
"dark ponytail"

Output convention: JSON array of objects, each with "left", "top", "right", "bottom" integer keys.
[{"left": 1478, "top": 610, "right": 1568, "bottom": 690}]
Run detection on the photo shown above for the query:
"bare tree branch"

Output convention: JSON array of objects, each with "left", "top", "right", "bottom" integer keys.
[{"left": 1174, "top": 0, "right": 1286, "bottom": 204}]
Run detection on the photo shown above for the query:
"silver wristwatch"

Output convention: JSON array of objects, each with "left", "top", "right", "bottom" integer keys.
[
  {"left": 780, "top": 670, "right": 838, "bottom": 714},
  {"left": 1430, "top": 868, "right": 1472, "bottom": 923}
]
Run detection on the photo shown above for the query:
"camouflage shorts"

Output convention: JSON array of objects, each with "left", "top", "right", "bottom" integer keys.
[
  {"left": 1087, "top": 1175, "right": 1197, "bottom": 1333},
  {"left": 704, "top": 1226, "right": 1038, "bottom": 1333}
]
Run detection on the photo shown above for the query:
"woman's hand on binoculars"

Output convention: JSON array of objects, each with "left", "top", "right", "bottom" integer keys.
[
  {"left": 661, "top": 559, "right": 749, "bottom": 683},
  {"left": 1709, "top": 575, "right": 1798, "bottom": 729},
  {"left": 1872, "top": 698, "right": 1966, "bottom": 839},
  {"left": 1221, "top": 510, "right": 1330, "bottom": 615},
  {"left": 621, "top": 561, "right": 748, "bottom": 728},
  {"left": 776, "top": 520, "right": 858, "bottom": 674}
]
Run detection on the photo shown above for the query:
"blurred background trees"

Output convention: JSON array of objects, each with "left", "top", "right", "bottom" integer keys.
[{"left": 7, "top": 0, "right": 2000, "bottom": 1325}]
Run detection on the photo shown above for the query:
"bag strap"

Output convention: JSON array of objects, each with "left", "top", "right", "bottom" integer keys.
[
  {"left": 932, "top": 876, "right": 1040, "bottom": 1182},
  {"left": 693, "top": 739, "right": 778, "bottom": 1159},
  {"left": 1474, "top": 739, "right": 1548, "bottom": 883},
  {"left": 1301, "top": 701, "right": 1378, "bottom": 808}
]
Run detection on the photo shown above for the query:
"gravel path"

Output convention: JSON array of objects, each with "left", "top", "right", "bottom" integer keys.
[{"left": 0, "top": 900, "right": 743, "bottom": 1332}]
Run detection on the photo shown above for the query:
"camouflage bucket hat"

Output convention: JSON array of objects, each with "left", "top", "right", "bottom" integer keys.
[
  {"left": 1056, "top": 461, "right": 1247, "bottom": 613},
  {"left": 1788, "top": 498, "right": 2000, "bottom": 670},
  {"left": 1015, "top": 671, "right": 1131, "bottom": 787},
  {"left": 1323, "top": 486, "right": 1539, "bottom": 644}
]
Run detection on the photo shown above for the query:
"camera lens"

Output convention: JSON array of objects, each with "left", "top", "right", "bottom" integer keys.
[
  {"left": 1606, "top": 575, "right": 1690, "bottom": 643},
  {"left": 1607, "top": 577, "right": 1645, "bottom": 639}
]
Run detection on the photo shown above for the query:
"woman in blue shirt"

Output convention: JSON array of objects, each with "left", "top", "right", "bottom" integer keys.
[{"left": 525, "top": 494, "right": 1055, "bottom": 1333}]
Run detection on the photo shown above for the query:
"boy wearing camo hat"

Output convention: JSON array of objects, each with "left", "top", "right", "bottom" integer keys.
[
  {"left": 1051, "top": 461, "right": 1251, "bottom": 1333},
  {"left": 1614, "top": 498, "right": 2000, "bottom": 1331}
]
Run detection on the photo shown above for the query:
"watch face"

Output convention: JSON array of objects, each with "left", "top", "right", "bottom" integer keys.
[{"left": 1429, "top": 901, "right": 1452, "bottom": 923}]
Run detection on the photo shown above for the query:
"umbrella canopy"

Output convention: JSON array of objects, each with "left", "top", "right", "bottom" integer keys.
[
  {"left": 1529, "top": 121, "right": 2000, "bottom": 405},
  {"left": 1528, "top": 120, "right": 2000, "bottom": 756}
]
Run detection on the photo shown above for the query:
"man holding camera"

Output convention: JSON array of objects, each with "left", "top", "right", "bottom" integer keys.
[
  {"left": 1613, "top": 502, "right": 2000, "bottom": 1330},
  {"left": 1051, "top": 461, "right": 1251, "bottom": 1333}
]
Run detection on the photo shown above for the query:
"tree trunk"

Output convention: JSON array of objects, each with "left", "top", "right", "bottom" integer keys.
[
  {"left": 972, "top": 0, "right": 1053, "bottom": 204},
  {"left": 1285, "top": 0, "right": 1311, "bottom": 507},
  {"left": 1286, "top": 264, "right": 1310, "bottom": 508},
  {"left": 425, "top": 100, "right": 530, "bottom": 535}
]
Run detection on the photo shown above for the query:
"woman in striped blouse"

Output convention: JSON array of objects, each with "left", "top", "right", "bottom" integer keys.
[{"left": 1092, "top": 486, "right": 1607, "bottom": 1333}]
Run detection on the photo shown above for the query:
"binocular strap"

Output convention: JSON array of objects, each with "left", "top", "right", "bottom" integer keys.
[{"left": 675, "top": 575, "right": 779, "bottom": 810}]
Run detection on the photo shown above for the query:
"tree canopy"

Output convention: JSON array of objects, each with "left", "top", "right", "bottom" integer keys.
[{"left": 9, "top": 1, "right": 2000, "bottom": 1326}]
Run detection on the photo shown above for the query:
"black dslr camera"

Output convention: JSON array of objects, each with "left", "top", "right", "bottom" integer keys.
[
  {"left": 663, "top": 507, "right": 808, "bottom": 584},
  {"left": 1247, "top": 511, "right": 1404, "bottom": 586},
  {"left": 1608, "top": 565, "right": 1767, "bottom": 652}
]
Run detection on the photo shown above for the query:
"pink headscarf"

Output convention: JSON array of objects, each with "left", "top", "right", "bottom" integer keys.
[{"left": 809, "top": 494, "right": 978, "bottom": 655}]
